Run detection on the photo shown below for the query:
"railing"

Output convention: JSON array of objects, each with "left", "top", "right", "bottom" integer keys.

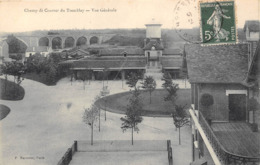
[
  {"left": 198, "top": 111, "right": 260, "bottom": 165},
  {"left": 57, "top": 141, "right": 77, "bottom": 165}
]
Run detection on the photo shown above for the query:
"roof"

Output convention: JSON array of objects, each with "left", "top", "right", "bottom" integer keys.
[
  {"left": 243, "top": 20, "right": 260, "bottom": 32},
  {"left": 143, "top": 39, "right": 164, "bottom": 50},
  {"left": 212, "top": 122, "right": 260, "bottom": 158},
  {"left": 185, "top": 44, "right": 249, "bottom": 83},
  {"left": 161, "top": 56, "right": 183, "bottom": 68},
  {"left": 72, "top": 57, "right": 146, "bottom": 69},
  {"left": 26, "top": 46, "right": 48, "bottom": 52},
  {"left": 99, "top": 47, "right": 144, "bottom": 55},
  {"left": 69, "top": 49, "right": 90, "bottom": 55},
  {"left": 163, "top": 48, "right": 182, "bottom": 55},
  {"left": 145, "top": 19, "right": 162, "bottom": 26}
]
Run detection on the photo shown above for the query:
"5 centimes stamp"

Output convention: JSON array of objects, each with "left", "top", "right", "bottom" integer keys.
[{"left": 200, "top": 0, "right": 237, "bottom": 45}]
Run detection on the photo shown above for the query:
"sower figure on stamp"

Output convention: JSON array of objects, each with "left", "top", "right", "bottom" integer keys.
[{"left": 207, "top": 4, "right": 231, "bottom": 41}]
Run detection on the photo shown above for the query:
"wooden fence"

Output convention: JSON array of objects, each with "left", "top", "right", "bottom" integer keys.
[
  {"left": 57, "top": 141, "right": 77, "bottom": 165},
  {"left": 167, "top": 140, "right": 173, "bottom": 165}
]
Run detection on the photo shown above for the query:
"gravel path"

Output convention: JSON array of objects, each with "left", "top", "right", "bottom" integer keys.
[{"left": 0, "top": 77, "right": 191, "bottom": 165}]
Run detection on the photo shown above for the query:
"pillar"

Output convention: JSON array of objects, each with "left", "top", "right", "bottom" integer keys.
[
  {"left": 73, "top": 37, "right": 77, "bottom": 47},
  {"left": 61, "top": 37, "right": 65, "bottom": 49},
  {"left": 48, "top": 37, "right": 52, "bottom": 49},
  {"left": 87, "top": 37, "right": 90, "bottom": 45},
  {"left": 92, "top": 71, "right": 95, "bottom": 80},
  {"left": 98, "top": 36, "right": 102, "bottom": 44},
  {"left": 121, "top": 70, "right": 125, "bottom": 80}
]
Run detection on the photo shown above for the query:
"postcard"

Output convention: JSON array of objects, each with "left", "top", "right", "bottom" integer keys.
[{"left": 0, "top": 0, "right": 259, "bottom": 165}]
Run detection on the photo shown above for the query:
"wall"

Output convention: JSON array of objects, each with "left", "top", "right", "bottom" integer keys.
[
  {"left": 146, "top": 25, "right": 161, "bottom": 38},
  {"left": 0, "top": 41, "right": 9, "bottom": 58},
  {"left": 199, "top": 83, "right": 247, "bottom": 121},
  {"left": 145, "top": 50, "right": 161, "bottom": 60}
]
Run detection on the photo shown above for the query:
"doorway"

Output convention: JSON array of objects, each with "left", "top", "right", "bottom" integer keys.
[{"left": 228, "top": 94, "right": 246, "bottom": 121}]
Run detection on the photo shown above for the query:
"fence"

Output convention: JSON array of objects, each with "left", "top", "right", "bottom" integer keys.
[
  {"left": 57, "top": 141, "right": 77, "bottom": 165},
  {"left": 167, "top": 140, "right": 173, "bottom": 165}
]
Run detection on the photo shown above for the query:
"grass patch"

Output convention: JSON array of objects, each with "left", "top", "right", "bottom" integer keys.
[
  {"left": 95, "top": 89, "right": 191, "bottom": 117},
  {"left": 0, "top": 78, "right": 25, "bottom": 100},
  {"left": 0, "top": 104, "right": 10, "bottom": 120}
]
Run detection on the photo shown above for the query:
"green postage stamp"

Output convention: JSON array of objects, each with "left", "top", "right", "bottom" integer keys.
[{"left": 200, "top": 1, "right": 237, "bottom": 45}]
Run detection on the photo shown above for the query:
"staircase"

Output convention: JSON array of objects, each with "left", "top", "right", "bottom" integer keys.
[{"left": 145, "top": 64, "right": 163, "bottom": 79}]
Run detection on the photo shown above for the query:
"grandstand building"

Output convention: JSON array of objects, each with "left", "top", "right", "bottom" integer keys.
[{"left": 66, "top": 20, "right": 184, "bottom": 80}]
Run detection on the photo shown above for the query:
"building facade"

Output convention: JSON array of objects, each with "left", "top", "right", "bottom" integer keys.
[{"left": 187, "top": 21, "right": 260, "bottom": 165}]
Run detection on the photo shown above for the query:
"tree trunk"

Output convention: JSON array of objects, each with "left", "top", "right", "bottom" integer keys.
[
  {"left": 91, "top": 122, "right": 93, "bottom": 145},
  {"left": 149, "top": 91, "right": 152, "bottom": 104},
  {"left": 13, "top": 76, "right": 16, "bottom": 97},
  {"left": 4, "top": 76, "right": 7, "bottom": 94},
  {"left": 70, "top": 73, "right": 73, "bottom": 86},
  {"left": 179, "top": 127, "right": 181, "bottom": 145},
  {"left": 105, "top": 101, "right": 107, "bottom": 121},
  {"left": 132, "top": 126, "right": 134, "bottom": 145},
  {"left": 99, "top": 109, "right": 100, "bottom": 132}
]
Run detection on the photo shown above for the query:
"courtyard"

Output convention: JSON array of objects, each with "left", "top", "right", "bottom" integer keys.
[{"left": 0, "top": 77, "right": 191, "bottom": 165}]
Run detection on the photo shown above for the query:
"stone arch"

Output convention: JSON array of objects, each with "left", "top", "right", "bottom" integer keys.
[
  {"left": 38, "top": 37, "right": 49, "bottom": 46},
  {"left": 90, "top": 36, "right": 99, "bottom": 45},
  {"left": 15, "top": 37, "right": 29, "bottom": 47},
  {"left": 76, "top": 36, "right": 87, "bottom": 46},
  {"left": 52, "top": 37, "right": 62, "bottom": 49},
  {"left": 64, "top": 37, "right": 75, "bottom": 48}
]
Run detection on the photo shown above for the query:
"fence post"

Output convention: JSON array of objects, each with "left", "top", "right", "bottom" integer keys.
[
  {"left": 169, "top": 147, "right": 173, "bottom": 165},
  {"left": 74, "top": 141, "right": 78, "bottom": 152},
  {"left": 167, "top": 140, "right": 171, "bottom": 151}
]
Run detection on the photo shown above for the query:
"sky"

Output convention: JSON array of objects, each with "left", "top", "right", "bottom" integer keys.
[{"left": 0, "top": 0, "right": 259, "bottom": 33}]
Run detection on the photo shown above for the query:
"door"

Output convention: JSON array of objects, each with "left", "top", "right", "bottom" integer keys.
[{"left": 228, "top": 94, "right": 246, "bottom": 121}]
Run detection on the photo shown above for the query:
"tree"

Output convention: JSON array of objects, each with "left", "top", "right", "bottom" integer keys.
[
  {"left": 141, "top": 76, "right": 156, "bottom": 104},
  {"left": 172, "top": 104, "right": 189, "bottom": 145},
  {"left": 126, "top": 72, "right": 139, "bottom": 90},
  {"left": 0, "top": 63, "right": 10, "bottom": 94},
  {"left": 46, "top": 60, "right": 58, "bottom": 85},
  {"left": 120, "top": 88, "right": 143, "bottom": 145},
  {"left": 82, "top": 104, "right": 99, "bottom": 145},
  {"left": 103, "top": 67, "right": 110, "bottom": 87},
  {"left": 200, "top": 93, "right": 214, "bottom": 123},
  {"left": 78, "top": 69, "right": 92, "bottom": 90},
  {"left": 0, "top": 61, "right": 25, "bottom": 97},
  {"left": 164, "top": 84, "right": 179, "bottom": 101},
  {"left": 94, "top": 94, "right": 102, "bottom": 132},
  {"left": 161, "top": 71, "right": 173, "bottom": 89},
  {"left": 162, "top": 72, "right": 179, "bottom": 102}
]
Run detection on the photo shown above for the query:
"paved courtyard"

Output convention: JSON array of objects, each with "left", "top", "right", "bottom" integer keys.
[{"left": 0, "top": 77, "right": 191, "bottom": 165}]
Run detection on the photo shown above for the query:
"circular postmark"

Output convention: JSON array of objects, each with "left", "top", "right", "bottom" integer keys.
[
  {"left": 173, "top": 0, "right": 201, "bottom": 43},
  {"left": 173, "top": 0, "right": 228, "bottom": 44}
]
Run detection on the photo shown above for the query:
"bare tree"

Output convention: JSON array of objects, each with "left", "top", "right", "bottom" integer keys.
[
  {"left": 126, "top": 72, "right": 139, "bottom": 90},
  {"left": 120, "top": 88, "right": 143, "bottom": 145},
  {"left": 172, "top": 104, "right": 189, "bottom": 145},
  {"left": 82, "top": 104, "right": 99, "bottom": 145},
  {"left": 141, "top": 76, "right": 156, "bottom": 104}
]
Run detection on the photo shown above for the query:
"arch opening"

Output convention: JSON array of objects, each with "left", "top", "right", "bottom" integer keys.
[
  {"left": 52, "top": 37, "right": 62, "bottom": 49},
  {"left": 90, "top": 36, "right": 99, "bottom": 45},
  {"left": 76, "top": 36, "right": 87, "bottom": 46},
  {"left": 39, "top": 37, "right": 49, "bottom": 47},
  {"left": 65, "top": 37, "right": 75, "bottom": 48}
]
